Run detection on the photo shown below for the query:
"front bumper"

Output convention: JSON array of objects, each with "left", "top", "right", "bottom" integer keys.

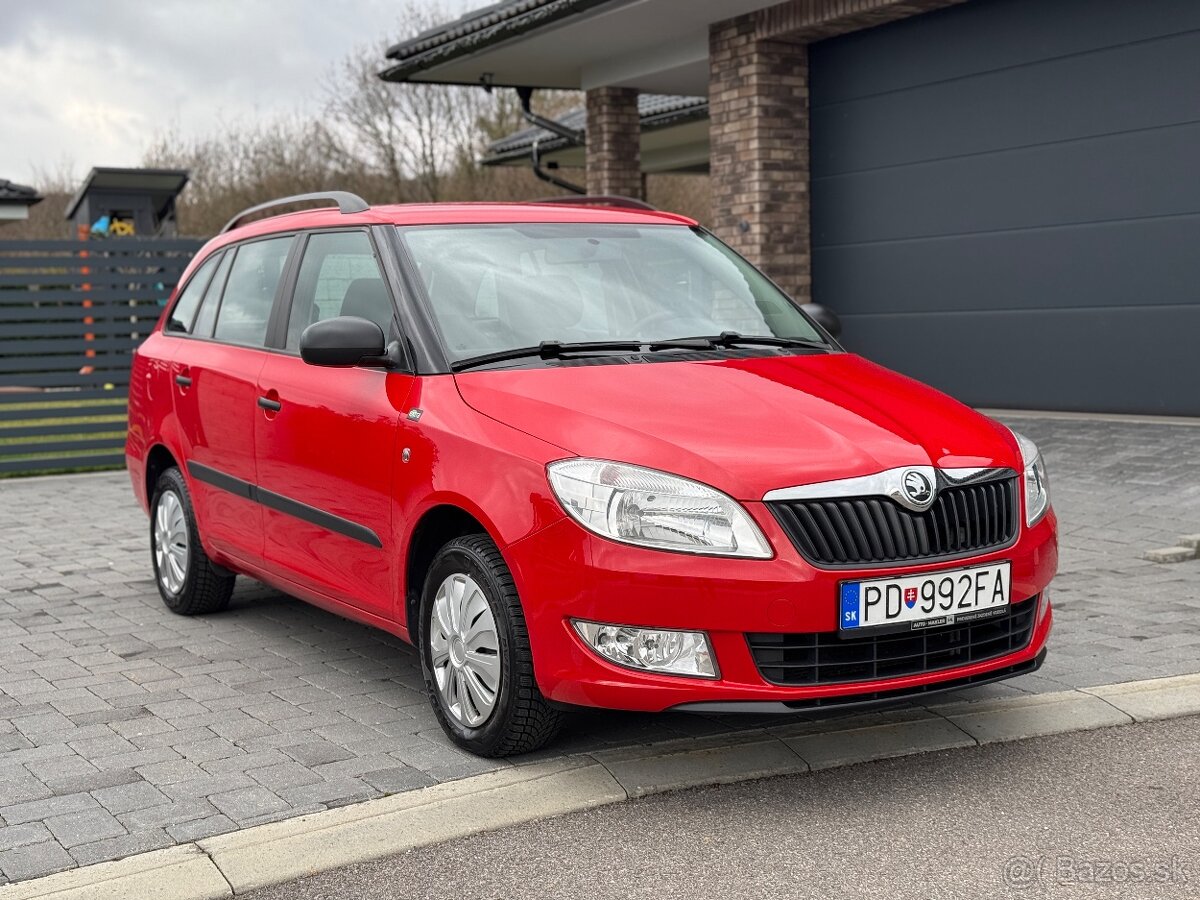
[{"left": 504, "top": 503, "right": 1057, "bottom": 713}]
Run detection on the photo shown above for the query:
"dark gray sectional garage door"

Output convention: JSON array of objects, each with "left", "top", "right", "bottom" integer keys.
[{"left": 809, "top": 0, "right": 1200, "bottom": 416}]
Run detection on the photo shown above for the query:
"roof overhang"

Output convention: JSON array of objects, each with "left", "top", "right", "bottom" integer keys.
[
  {"left": 65, "top": 167, "right": 189, "bottom": 220},
  {"left": 483, "top": 96, "right": 710, "bottom": 173},
  {"left": 382, "top": 0, "right": 785, "bottom": 94},
  {"left": 0, "top": 180, "right": 43, "bottom": 220}
]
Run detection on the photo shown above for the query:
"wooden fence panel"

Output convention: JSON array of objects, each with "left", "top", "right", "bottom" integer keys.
[{"left": 0, "top": 237, "right": 204, "bottom": 476}]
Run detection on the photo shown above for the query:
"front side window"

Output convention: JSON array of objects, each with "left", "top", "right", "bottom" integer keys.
[
  {"left": 212, "top": 236, "right": 293, "bottom": 347},
  {"left": 286, "top": 231, "right": 393, "bottom": 350},
  {"left": 397, "top": 224, "right": 825, "bottom": 362},
  {"left": 166, "top": 252, "right": 221, "bottom": 334}
]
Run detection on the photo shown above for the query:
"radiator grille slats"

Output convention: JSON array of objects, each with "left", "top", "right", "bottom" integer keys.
[
  {"left": 768, "top": 476, "right": 1018, "bottom": 567},
  {"left": 747, "top": 596, "right": 1038, "bottom": 686}
]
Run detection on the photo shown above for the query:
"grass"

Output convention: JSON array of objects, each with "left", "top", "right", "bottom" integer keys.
[
  {"left": 0, "top": 397, "right": 126, "bottom": 412},
  {"left": 0, "top": 399, "right": 129, "bottom": 478}
]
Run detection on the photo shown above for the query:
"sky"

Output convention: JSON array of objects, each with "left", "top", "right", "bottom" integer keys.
[{"left": 0, "top": 0, "right": 477, "bottom": 187}]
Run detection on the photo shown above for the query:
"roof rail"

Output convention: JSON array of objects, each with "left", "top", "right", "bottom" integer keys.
[
  {"left": 528, "top": 195, "right": 656, "bottom": 211},
  {"left": 220, "top": 191, "right": 370, "bottom": 234}
]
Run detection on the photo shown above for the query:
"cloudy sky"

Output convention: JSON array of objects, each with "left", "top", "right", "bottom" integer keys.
[{"left": 0, "top": 0, "right": 477, "bottom": 187}]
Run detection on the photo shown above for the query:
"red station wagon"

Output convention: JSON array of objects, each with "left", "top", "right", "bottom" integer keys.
[{"left": 126, "top": 192, "right": 1056, "bottom": 756}]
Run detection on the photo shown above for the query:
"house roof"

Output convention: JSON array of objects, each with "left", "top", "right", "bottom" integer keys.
[
  {"left": 482, "top": 94, "right": 707, "bottom": 165},
  {"left": 382, "top": 0, "right": 607, "bottom": 83},
  {"left": 0, "top": 179, "right": 42, "bottom": 206},
  {"left": 64, "top": 167, "right": 189, "bottom": 220},
  {"left": 377, "top": 0, "right": 782, "bottom": 94}
]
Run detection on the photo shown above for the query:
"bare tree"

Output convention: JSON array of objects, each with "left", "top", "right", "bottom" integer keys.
[
  {"left": 324, "top": 3, "right": 490, "bottom": 202},
  {"left": 133, "top": 0, "right": 711, "bottom": 235}
]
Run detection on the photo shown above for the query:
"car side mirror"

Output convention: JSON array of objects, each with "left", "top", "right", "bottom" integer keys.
[
  {"left": 801, "top": 303, "right": 841, "bottom": 338},
  {"left": 299, "top": 316, "right": 387, "bottom": 367}
]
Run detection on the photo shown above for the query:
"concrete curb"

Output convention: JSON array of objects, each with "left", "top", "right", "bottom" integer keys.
[{"left": 4, "top": 672, "right": 1199, "bottom": 899}]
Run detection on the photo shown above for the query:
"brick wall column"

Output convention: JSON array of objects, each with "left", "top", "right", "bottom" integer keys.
[
  {"left": 709, "top": 16, "right": 810, "bottom": 300},
  {"left": 585, "top": 87, "right": 643, "bottom": 199}
]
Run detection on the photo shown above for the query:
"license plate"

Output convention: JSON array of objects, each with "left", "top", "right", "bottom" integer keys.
[{"left": 839, "top": 561, "right": 1011, "bottom": 636}]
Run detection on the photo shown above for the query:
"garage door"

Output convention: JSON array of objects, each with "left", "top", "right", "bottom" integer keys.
[{"left": 809, "top": 0, "right": 1200, "bottom": 416}]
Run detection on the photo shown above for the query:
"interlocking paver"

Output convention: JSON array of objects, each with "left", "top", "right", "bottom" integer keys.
[
  {"left": 2, "top": 792, "right": 99, "bottom": 827},
  {"left": 1, "top": 415, "right": 1198, "bottom": 883},
  {"left": 164, "top": 814, "right": 237, "bottom": 843},
  {"left": 44, "top": 809, "right": 125, "bottom": 848},
  {"left": 208, "top": 786, "right": 289, "bottom": 821},
  {"left": 0, "top": 840, "right": 76, "bottom": 882},
  {"left": 116, "top": 798, "right": 216, "bottom": 831},
  {"left": 68, "top": 828, "right": 172, "bottom": 867},
  {"left": 91, "top": 781, "right": 167, "bottom": 816},
  {"left": 0, "top": 824, "right": 51, "bottom": 852}
]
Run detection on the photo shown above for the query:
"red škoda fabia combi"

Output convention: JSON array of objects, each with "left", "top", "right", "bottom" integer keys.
[{"left": 126, "top": 193, "right": 1056, "bottom": 756}]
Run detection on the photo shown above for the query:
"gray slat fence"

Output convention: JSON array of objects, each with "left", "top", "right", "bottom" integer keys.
[{"left": 0, "top": 238, "right": 204, "bottom": 476}]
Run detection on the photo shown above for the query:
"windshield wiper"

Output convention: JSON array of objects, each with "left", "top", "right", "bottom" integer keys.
[
  {"left": 451, "top": 340, "right": 644, "bottom": 372},
  {"left": 649, "top": 331, "right": 830, "bottom": 352}
]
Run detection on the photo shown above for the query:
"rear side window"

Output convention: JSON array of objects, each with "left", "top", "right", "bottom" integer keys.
[
  {"left": 213, "top": 236, "right": 293, "bottom": 347},
  {"left": 191, "top": 251, "right": 233, "bottom": 339},
  {"left": 286, "top": 231, "right": 392, "bottom": 350},
  {"left": 166, "top": 253, "right": 221, "bottom": 334}
]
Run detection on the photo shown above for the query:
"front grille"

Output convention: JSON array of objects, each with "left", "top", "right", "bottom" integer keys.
[
  {"left": 747, "top": 595, "right": 1038, "bottom": 686},
  {"left": 768, "top": 476, "right": 1018, "bottom": 567}
]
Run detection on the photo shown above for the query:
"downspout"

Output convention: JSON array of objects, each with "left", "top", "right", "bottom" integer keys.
[
  {"left": 531, "top": 140, "right": 586, "bottom": 195},
  {"left": 517, "top": 86, "right": 586, "bottom": 195}
]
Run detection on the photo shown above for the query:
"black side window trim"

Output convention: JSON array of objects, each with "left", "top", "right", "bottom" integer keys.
[
  {"left": 163, "top": 250, "right": 223, "bottom": 336},
  {"left": 168, "top": 232, "right": 299, "bottom": 352},
  {"left": 264, "top": 233, "right": 308, "bottom": 351},
  {"left": 196, "top": 247, "right": 235, "bottom": 339},
  {"left": 211, "top": 234, "right": 297, "bottom": 350},
  {"left": 380, "top": 226, "right": 450, "bottom": 375}
]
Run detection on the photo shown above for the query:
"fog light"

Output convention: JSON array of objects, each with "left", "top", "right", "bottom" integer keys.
[
  {"left": 572, "top": 621, "right": 718, "bottom": 678},
  {"left": 1038, "top": 588, "right": 1051, "bottom": 625}
]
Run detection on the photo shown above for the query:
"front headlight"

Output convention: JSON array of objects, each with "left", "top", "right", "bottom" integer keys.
[
  {"left": 546, "top": 458, "right": 772, "bottom": 558},
  {"left": 1009, "top": 429, "right": 1050, "bottom": 526}
]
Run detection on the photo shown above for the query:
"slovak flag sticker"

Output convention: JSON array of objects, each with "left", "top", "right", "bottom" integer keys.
[
  {"left": 904, "top": 586, "right": 918, "bottom": 608},
  {"left": 840, "top": 583, "right": 861, "bottom": 629}
]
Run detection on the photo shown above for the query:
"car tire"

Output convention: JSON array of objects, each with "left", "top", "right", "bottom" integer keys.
[
  {"left": 419, "top": 534, "right": 563, "bottom": 757},
  {"left": 150, "top": 467, "right": 235, "bottom": 616}
]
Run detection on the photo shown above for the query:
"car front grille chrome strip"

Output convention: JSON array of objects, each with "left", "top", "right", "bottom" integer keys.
[
  {"left": 762, "top": 466, "right": 1017, "bottom": 509},
  {"left": 763, "top": 466, "right": 1020, "bottom": 568}
]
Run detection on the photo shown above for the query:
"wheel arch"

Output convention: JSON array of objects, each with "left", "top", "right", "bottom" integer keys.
[
  {"left": 403, "top": 503, "right": 493, "bottom": 636},
  {"left": 145, "top": 443, "right": 180, "bottom": 503}
]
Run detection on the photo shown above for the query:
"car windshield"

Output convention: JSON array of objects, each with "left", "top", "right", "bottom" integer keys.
[{"left": 396, "top": 223, "right": 826, "bottom": 364}]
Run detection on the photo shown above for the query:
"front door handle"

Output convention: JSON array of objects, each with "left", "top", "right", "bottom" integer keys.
[{"left": 257, "top": 396, "right": 282, "bottom": 412}]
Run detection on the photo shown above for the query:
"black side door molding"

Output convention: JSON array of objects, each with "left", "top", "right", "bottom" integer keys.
[{"left": 186, "top": 461, "right": 383, "bottom": 549}]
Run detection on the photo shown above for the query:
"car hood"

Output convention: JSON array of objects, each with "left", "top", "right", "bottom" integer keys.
[{"left": 453, "top": 353, "right": 1019, "bottom": 501}]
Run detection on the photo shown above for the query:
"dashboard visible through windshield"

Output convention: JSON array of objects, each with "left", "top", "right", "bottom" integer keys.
[{"left": 396, "top": 223, "right": 826, "bottom": 365}]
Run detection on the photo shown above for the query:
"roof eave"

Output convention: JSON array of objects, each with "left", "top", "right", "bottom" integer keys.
[
  {"left": 479, "top": 101, "right": 710, "bottom": 166},
  {"left": 63, "top": 167, "right": 190, "bottom": 220},
  {"left": 380, "top": 0, "right": 616, "bottom": 84}
]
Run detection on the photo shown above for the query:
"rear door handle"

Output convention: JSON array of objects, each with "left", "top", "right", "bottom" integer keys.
[
  {"left": 257, "top": 396, "right": 282, "bottom": 412},
  {"left": 175, "top": 374, "right": 192, "bottom": 387}
]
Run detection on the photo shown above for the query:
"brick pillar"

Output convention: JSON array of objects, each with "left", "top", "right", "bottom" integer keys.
[
  {"left": 709, "top": 16, "right": 811, "bottom": 300},
  {"left": 585, "top": 87, "right": 643, "bottom": 199}
]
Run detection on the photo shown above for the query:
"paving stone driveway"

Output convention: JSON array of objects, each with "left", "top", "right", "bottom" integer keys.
[{"left": 1, "top": 415, "right": 1198, "bottom": 884}]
